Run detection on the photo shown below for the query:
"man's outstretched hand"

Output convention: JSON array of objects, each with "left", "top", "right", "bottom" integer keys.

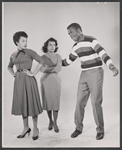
[{"left": 109, "top": 64, "right": 119, "bottom": 77}]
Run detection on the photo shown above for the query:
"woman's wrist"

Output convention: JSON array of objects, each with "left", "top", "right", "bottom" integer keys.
[{"left": 31, "top": 73, "right": 35, "bottom": 76}]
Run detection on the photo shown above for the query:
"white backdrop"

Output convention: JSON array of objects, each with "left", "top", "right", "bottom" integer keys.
[{"left": 2, "top": 2, "right": 120, "bottom": 147}]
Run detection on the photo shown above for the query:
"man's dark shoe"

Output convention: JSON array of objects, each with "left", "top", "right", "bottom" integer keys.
[
  {"left": 71, "top": 129, "right": 82, "bottom": 138},
  {"left": 96, "top": 133, "right": 104, "bottom": 140}
]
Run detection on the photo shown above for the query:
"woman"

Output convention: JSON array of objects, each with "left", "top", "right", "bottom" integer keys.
[
  {"left": 24, "top": 37, "right": 62, "bottom": 133},
  {"left": 8, "top": 31, "right": 53, "bottom": 140}
]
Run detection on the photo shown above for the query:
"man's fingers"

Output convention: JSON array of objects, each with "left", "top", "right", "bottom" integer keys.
[{"left": 113, "top": 70, "right": 119, "bottom": 76}]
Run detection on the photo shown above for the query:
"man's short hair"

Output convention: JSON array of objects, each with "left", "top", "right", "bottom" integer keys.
[{"left": 67, "top": 23, "right": 82, "bottom": 32}]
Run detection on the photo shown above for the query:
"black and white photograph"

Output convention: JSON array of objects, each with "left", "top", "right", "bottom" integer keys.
[{"left": 2, "top": 2, "right": 120, "bottom": 148}]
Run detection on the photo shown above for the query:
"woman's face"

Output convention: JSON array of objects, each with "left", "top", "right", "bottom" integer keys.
[
  {"left": 16, "top": 36, "right": 27, "bottom": 50},
  {"left": 47, "top": 41, "right": 56, "bottom": 53}
]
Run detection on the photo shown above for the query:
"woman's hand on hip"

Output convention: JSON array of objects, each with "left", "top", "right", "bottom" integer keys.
[{"left": 23, "top": 69, "right": 34, "bottom": 77}]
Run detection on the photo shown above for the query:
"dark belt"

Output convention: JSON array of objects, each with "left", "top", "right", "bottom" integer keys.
[{"left": 17, "top": 69, "right": 30, "bottom": 72}]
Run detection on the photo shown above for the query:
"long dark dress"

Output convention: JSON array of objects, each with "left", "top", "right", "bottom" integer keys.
[{"left": 8, "top": 49, "right": 53, "bottom": 117}]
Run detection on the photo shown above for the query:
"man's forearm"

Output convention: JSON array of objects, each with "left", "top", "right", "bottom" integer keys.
[{"left": 62, "top": 59, "right": 70, "bottom": 66}]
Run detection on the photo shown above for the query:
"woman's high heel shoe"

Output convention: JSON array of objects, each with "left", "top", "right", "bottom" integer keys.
[
  {"left": 17, "top": 128, "right": 31, "bottom": 138},
  {"left": 48, "top": 121, "right": 53, "bottom": 130},
  {"left": 32, "top": 128, "right": 39, "bottom": 141},
  {"left": 53, "top": 124, "right": 59, "bottom": 133}
]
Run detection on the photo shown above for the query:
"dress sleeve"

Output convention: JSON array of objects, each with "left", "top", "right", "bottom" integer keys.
[
  {"left": 26, "top": 49, "right": 45, "bottom": 65},
  {"left": 52, "top": 54, "right": 62, "bottom": 73},
  {"left": 43, "top": 54, "right": 62, "bottom": 73},
  {"left": 8, "top": 56, "right": 14, "bottom": 68}
]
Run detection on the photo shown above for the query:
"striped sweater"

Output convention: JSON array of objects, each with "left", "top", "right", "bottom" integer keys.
[{"left": 62, "top": 35, "right": 113, "bottom": 70}]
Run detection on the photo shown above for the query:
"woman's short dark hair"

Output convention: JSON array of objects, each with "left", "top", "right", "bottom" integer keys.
[
  {"left": 13, "top": 31, "right": 28, "bottom": 46},
  {"left": 67, "top": 23, "right": 82, "bottom": 32},
  {"left": 42, "top": 37, "right": 58, "bottom": 53}
]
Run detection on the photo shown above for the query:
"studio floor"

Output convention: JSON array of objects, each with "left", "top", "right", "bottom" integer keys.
[{"left": 3, "top": 106, "right": 120, "bottom": 148}]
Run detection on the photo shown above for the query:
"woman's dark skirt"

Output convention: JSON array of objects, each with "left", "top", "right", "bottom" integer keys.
[{"left": 11, "top": 72, "right": 43, "bottom": 117}]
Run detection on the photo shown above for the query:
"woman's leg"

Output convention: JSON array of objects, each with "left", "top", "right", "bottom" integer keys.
[
  {"left": 47, "top": 110, "right": 53, "bottom": 130},
  {"left": 21, "top": 116, "right": 29, "bottom": 134},
  {"left": 17, "top": 116, "right": 30, "bottom": 138},
  {"left": 32, "top": 115, "right": 39, "bottom": 137},
  {"left": 53, "top": 110, "right": 59, "bottom": 132}
]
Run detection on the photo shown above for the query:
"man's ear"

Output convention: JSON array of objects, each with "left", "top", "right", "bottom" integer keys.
[{"left": 77, "top": 28, "right": 82, "bottom": 34}]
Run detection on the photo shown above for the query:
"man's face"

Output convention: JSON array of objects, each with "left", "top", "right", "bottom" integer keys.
[{"left": 67, "top": 27, "right": 80, "bottom": 42}]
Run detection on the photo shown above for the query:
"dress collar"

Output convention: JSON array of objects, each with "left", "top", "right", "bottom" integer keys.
[{"left": 17, "top": 49, "right": 25, "bottom": 52}]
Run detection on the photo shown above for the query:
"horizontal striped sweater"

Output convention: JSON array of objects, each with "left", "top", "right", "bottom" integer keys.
[{"left": 62, "top": 35, "right": 113, "bottom": 70}]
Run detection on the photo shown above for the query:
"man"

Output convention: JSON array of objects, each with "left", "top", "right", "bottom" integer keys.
[{"left": 62, "top": 23, "right": 119, "bottom": 140}]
